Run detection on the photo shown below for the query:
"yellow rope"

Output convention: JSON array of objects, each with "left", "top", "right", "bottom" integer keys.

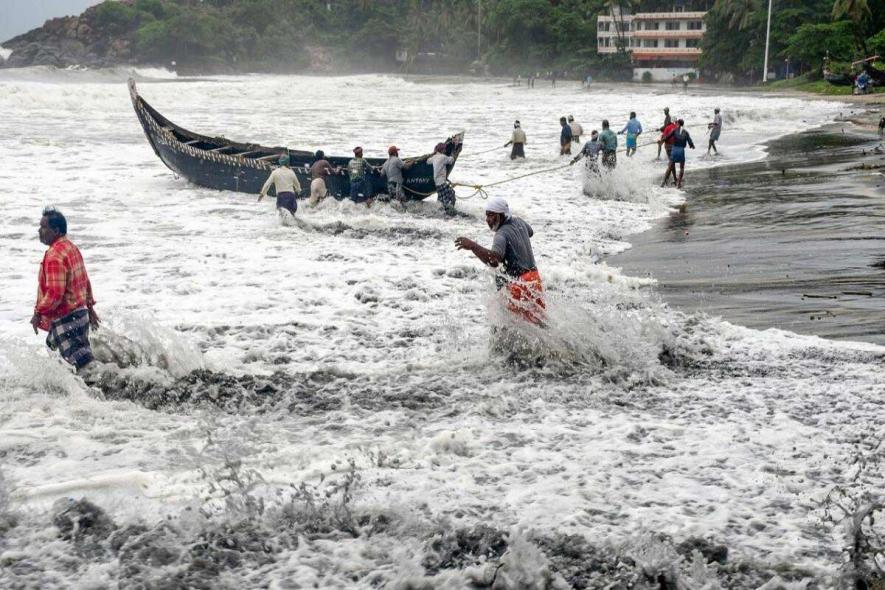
[{"left": 401, "top": 136, "right": 663, "bottom": 200}]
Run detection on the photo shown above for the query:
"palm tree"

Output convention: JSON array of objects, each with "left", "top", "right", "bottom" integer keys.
[
  {"left": 832, "top": 0, "right": 871, "bottom": 52},
  {"left": 716, "top": 0, "right": 756, "bottom": 30},
  {"left": 604, "top": 0, "right": 633, "bottom": 53},
  {"left": 832, "top": 0, "right": 870, "bottom": 23}
]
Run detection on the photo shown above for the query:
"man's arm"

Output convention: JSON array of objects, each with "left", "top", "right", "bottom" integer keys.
[
  {"left": 86, "top": 278, "right": 100, "bottom": 329},
  {"left": 454, "top": 238, "right": 503, "bottom": 267},
  {"left": 687, "top": 132, "right": 695, "bottom": 149},
  {"left": 32, "top": 253, "right": 65, "bottom": 333},
  {"left": 258, "top": 170, "right": 274, "bottom": 201},
  {"left": 34, "top": 254, "right": 65, "bottom": 316}
]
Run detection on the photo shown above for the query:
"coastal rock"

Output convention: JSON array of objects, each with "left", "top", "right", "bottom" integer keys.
[{"left": 1, "top": 10, "right": 135, "bottom": 70}]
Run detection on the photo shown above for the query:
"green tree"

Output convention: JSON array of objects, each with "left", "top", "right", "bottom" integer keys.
[
  {"left": 832, "top": 0, "right": 872, "bottom": 52},
  {"left": 784, "top": 20, "right": 855, "bottom": 72}
]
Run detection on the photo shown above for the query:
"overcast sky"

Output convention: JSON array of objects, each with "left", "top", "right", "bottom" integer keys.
[{"left": 1, "top": 0, "right": 101, "bottom": 44}]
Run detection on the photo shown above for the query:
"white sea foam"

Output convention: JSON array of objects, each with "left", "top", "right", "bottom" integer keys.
[{"left": 0, "top": 72, "right": 880, "bottom": 586}]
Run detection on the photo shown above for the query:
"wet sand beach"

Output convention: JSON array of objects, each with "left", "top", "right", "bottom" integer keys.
[{"left": 612, "top": 121, "right": 885, "bottom": 345}]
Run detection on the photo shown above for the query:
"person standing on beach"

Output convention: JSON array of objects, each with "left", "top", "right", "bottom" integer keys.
[
  {"left": 454, "top": 197, "right": 545, "bottom": 326},
  {"left": 659, "top": 118, "right": 679, "bottom": 185},
  {"left": 259, "top": 154, "right": 301, "bottom": 215},
  {"left": 31, "top": 208, "right": 100, "bottom": 371},
  {"left": 878, "top": 116, "right": 884, "bottom": 139},
  {"left": 707, "top": 108, "right": 723, "bottom": 155},
  {"left": 427, "top": 142, "right": 458, "bottom": 215},
  {"left": 308, "top": 150, "right": 339, "bottom": 206},
  {"left": 347, "top": 146, "right": 376, "bottom": 205},
  {"left": 380, "top": 145, "right": 411, "bottom": 202},
  {"left": 505, "top": 120, "right": 527, "bottom": 159},
  {"left": 570, "top": 130, "right": 602, "bottom": 174},
  {"left": 599, "top": 120, "right": 618, "bottom": 170},
  {"left": 618, "top": 112, "right": 643, "bottom": 157},
  {"left": 559, "top": 117, "right": 573, "bottom": 155},
  {"left": 661, "top": 119, "right": 695, "bottom": 188},
  {"left": 657, "top": 107, "right": 672, "bottom": 159},
  {"left": 569, "top": 115, "right": 583, "bottom": 145}
]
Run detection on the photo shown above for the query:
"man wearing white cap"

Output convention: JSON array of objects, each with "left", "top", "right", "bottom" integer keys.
[{"left": 454, "top": 197, "right": 546, "bottom": 326}]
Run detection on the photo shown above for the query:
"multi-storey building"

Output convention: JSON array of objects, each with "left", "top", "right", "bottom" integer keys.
[{"left": 597, "top": 7, "right": 707, "bottom": 81}]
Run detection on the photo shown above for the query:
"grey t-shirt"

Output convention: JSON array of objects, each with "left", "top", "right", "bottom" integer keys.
[
  {"left": 492, "top": 216, "right": 537, "bottom": 278},
  {"left": 381, "top": 156, "right": 405, "bottom": 183},
  {"left": 427, "top": 152, "right": 454, "bottom": 186}
]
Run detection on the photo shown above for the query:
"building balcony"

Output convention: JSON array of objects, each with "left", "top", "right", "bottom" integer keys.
[
  {"left": 598, "top": 46, "right": 702, "bottom": 58},
  {"left": 633, "top": 48, "right": 703, "bottom": 60},
  {"left": 633, "top": 30, "right": 704, "bottom": 39},
  {"left": 633, "top": 11, "right": 706, "bottom": 19}
]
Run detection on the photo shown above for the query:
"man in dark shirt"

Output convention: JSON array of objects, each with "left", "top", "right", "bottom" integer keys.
[
  {"left": 661, "top": 119, "right": 695, "bottom": 188},
  {"left": 454, "top": 197, "right": 545, "bottom": 326},
  {"left": 559, "top": 116, "right": 573, "bottom": 155},
  {"left": 657, "top": 107, "right": 672, "bottom": 160}
]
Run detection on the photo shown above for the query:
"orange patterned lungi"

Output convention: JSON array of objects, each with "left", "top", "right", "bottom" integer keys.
[{"left": 505, "top": 270, "right": 546, "bottom": 326}]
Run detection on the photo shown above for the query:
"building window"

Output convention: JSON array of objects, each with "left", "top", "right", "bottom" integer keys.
[
  {"left": 666, "top": 21, "right": 680, "bottom": 30},
  {"left": 665, "top": 39, "right": 679, "bottom": 48},
  {"left": 648, "top": 21, "right": 660, "bottom": 30},
  {"left": 688, "top": 21, "right": 703, "bottom": 30},
  {"left": 686, "top": 39, "right": 700, "bottom": 48},
  {"left": 643, "top": 39, "right": 658, "bottom": 48}
]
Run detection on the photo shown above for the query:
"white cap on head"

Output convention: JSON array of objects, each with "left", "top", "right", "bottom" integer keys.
[{"left": 485, "top": 196, "right": 511, "bottom": 219}]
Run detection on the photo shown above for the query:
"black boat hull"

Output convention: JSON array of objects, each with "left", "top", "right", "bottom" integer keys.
[{"left": 128, "top": 79, "right": 463, "bottom": 201}]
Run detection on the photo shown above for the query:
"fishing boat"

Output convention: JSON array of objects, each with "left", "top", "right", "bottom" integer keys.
[{"left": 127, "top": 79, "right": 463, "bottom": 200}]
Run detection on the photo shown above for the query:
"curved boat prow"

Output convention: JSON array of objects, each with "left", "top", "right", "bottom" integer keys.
[{"left": 127, "top": 78, "right": 465, "bottom": 201}]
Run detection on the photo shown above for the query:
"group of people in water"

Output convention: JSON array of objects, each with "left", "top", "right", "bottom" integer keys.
[
  {"left": 505, "top": 107, "right": 723, "bottom": 189},
  {"left": 258, "top": 141, "right": 461, "bottom": 217},
  {"left": 30, "top": 102, "right": 725, "bottom": 372}
]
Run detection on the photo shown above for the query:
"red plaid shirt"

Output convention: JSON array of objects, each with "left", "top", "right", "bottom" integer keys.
[{"left": 34, "top": 237, "right": 95, "bottom": 331}]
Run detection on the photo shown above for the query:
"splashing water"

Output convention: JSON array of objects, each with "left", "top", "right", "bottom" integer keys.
[{"left": 0, "top": 69, "right": 881, "bottom": 587}]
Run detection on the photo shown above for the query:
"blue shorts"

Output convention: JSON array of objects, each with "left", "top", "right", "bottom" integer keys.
[
  {"left": 276, "top": 191, "right": 297, "bottom": 213},
  {"left": 670, "top": 146, "right": 686, "bottom": 164},
  {"left": 626, "top": 133, "right": 637, "bottom": 149},
  {"left": 349, "top": 178, "right": 372, "bottom": 203}
]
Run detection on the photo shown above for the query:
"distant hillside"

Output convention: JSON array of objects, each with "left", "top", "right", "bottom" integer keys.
[{"left": 0, "top": 0, "right": 636, "bottom": 77}]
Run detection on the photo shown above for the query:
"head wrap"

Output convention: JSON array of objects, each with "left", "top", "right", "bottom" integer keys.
[
  {"left": 278, "top": 155, "right": 290, "bottom": 166},
  {"left": 514, "top": 120, "right": 520, "bottom": 128},
  {"left": 434, "top": 142, "right": 446, "bottom": 153},
  {"left": 388, "top": 145, "right": 399, "bottom": 155},
  {"left": 353, "top": 146, "right": 362, "bottom": 154},
  {"left": 568, "top": 115, "right": 574, "bottom": 122},
  {"left": 485, "top": 196, "right": 511, "bottom": 220}
]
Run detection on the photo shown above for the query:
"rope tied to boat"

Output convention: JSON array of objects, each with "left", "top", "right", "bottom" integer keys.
[{"left": 402, "top": 136, "right": 664, "bottom": 200}]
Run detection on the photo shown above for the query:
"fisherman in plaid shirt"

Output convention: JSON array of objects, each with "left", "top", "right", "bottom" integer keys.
[{"left": 30, "top": 208, "right": 100, "bottom": 370}]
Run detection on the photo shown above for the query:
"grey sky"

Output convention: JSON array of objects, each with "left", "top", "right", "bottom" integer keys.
[{"left": 1, "top": 0, "right": 101, "bottom": 44}]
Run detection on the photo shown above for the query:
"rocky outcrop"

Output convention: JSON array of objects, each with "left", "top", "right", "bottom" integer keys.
[{"left": 1, "top": 8, "right": 135, "bottom": 69}]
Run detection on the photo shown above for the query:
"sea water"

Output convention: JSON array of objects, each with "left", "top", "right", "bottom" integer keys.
[{"left": 0, "top": 69, "right": 882, "bottom": 587}]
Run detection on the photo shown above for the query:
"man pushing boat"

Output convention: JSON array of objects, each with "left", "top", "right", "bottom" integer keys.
[
  {"left": 258, "top": 155, "right": 301, "bottom": 215},
  {"left": 454, "top": 197, "right": 546, "bottom": 326}
]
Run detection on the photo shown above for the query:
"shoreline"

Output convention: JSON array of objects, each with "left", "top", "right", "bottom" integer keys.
[{"left": 610, "top": 119, "right": 885, "bottom": 346}]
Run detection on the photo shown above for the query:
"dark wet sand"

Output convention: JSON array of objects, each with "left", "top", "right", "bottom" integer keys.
[{"left": 612, "top": 125, "right": 885, "bottom": 345}]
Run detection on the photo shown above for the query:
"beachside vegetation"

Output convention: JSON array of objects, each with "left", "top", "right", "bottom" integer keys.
[{"left": 702, "top": 0, "right": 885, "bottom": 82}]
